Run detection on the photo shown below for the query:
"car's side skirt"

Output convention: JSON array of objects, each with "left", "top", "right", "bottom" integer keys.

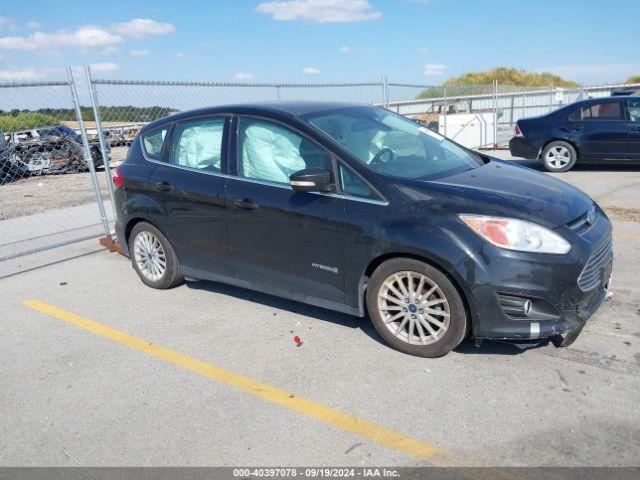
[{"left": 181, "top": 266, "right": 361, "bottom": 317}]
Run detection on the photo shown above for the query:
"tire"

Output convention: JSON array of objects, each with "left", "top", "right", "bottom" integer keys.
[
  {"left": 129, "top": 222, "right": 183, "bottom": 289},
  {"left": 366, "top": 258, "right": 468, "bottom": 358},
  {"left": 541, "top": 141, "right": 577, "bottom": 172}
]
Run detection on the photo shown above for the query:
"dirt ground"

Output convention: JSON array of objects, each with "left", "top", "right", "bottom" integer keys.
[{"left": 0, "top": 147, "right": 128, "bottom": 221}]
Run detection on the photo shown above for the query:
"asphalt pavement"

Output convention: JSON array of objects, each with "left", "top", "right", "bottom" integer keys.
[{"left": 1, "top": 153, "right": 639, "bottom": 468}]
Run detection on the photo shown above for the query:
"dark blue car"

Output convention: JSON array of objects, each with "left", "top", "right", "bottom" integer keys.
[
  {"left": 510, "top": 96, "right": 640, "bottom": 172},
  {"left": 113, "top": 102, "right": 612, "bottom": 357}
]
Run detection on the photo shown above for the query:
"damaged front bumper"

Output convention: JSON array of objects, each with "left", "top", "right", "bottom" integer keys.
[
  {"left": 461, "top": 212, "right": 613, "bottom": 347},
  {"left": 553, "top": 275, "right": 611, "bottom": 347}
]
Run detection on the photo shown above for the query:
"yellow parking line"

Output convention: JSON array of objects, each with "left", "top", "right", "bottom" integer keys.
[{"left": 23, "top": 299, "right": 463, "bottom": 467}]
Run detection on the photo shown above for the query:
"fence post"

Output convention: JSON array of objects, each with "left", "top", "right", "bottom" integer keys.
[
  {"left": 67, "top": 66, "right": 110, "bottom": 237},
  {"left": 86, "top": 66, "right": 116, "bottom": 216},
  {"left": 443, "top": 86, "right": 448, "bottom": 137},
  {"left": 382, "top": 75, "right": 389, "bottom": 108},
  {"left": 492, "top": 79, "right": 498, "bottom": 148}
]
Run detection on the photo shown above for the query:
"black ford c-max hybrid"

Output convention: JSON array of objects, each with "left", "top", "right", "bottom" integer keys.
[{"left": 113, "top": 102, "right": 612, "bottom": 357}]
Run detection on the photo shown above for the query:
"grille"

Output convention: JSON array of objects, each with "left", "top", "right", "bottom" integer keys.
[{"left": 577, "top": 235, "right": 613, "bottom": 291}]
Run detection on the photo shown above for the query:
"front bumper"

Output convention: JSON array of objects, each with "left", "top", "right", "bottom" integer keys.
[
  {"left": 458, "top": 209, "right": 613, "bottom": 344},
  {"left": 509, "top": 136, "right": 539, "bottom": 159}
]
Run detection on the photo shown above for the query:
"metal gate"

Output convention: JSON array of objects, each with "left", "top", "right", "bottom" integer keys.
[{"left": 0, "top": 68, "right": 111, "bottom": 266}]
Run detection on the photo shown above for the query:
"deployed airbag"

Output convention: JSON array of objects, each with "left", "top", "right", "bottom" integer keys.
[
  {"left": 241, "top": 121, "right": 306, "bottom": 183},
  {"left": 174, "top": 122, "right": 223, "bottom": 170}
]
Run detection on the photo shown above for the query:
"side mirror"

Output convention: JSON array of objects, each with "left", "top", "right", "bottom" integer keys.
[{"left": 289, "top": 167, "right": 332, "bottom": 193}]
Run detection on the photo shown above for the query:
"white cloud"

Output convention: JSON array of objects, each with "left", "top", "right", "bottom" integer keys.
[
  {"left": 174, "top": 52, "right": 185, "bottom": 58},
  {"left": 26, "top": 21, "right": 41, "bottom": 29},
  {"left": 256, "top": 0, "right": 382, "bottom": 23},
  {"left": 0, "top": 67, "right": 40, "bottom": 81},
  {"left": 339, "top": 45, "right": 375, "bottom": 55},
  {"left": 90, "top": 62, "right": 119, "bottom": 73},
  {"left": 0, "top": 17, "right": 17, "bottom": 31},
  {"left": 130, "top": 48, "right": 149, "bottom": 56},
  {"left": 114, "top": 18, "right": 175, "bottom": 38},
  {"left": 234, "top": 72, "right": 253, "bottom": 80},
  {"left": 302, "top": 66, "right": 320, "bottom": 74},
  {"left": 417, "top": 47, "right": 429, "bottom": 54},
  {"left": 0, "top": 27, "right": 122, "bottom": 51},
  {"left": 423, "top": 63, "right": 445, "bottom": 75},
  {"left": 101, "top": 46, "right": 119, "bottom": 55}
]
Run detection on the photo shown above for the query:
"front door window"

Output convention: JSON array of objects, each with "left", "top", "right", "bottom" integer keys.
[{"left": 238, "top": 118, "right": 327, "bottom": 185}]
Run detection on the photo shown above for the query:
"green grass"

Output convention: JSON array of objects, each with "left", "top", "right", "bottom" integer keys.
[
  {"left": 0, "top": 112, "right": 60, "bottom": 132},
  {"left": 417, "top": 67, "right": 581, "bottom": 99}
]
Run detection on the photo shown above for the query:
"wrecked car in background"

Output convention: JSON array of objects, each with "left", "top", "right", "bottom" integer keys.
[
  {"left": 0, "top": 124, "right": 109, "bottom": 181},
  {"left": 103, "top": 125, "right": 141, "bottom": 147}
]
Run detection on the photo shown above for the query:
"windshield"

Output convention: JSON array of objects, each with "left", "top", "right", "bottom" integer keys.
[{"left": 302, "top": 106, "right": 483, "bottom": 180}]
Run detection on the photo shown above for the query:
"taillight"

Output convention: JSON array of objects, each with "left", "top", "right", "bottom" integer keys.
[
  {"left": 113, "top": 166, "right": 124, "bottom": 188},
  {"left": 514, "top": 123, "right": 523, "bottom": 137}
]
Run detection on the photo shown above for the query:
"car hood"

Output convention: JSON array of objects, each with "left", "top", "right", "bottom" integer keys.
[{"left": 406, "top": 160, "right": 592, "bottom": 228}]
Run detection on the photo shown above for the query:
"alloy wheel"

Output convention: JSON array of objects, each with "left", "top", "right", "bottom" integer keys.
[
  {"left": 545, "top": 146, "right": 571, "bottom": 169},
  {"left": 133, "top": 231, "right": 167, "bottom": 282},
  {"left": 377, "top": 271, "right": 451, "bottom": 345}
]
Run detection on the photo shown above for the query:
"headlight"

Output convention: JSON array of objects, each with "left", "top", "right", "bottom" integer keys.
[{"left": 459, "top": 214, "right": 571, "bottom": 254}]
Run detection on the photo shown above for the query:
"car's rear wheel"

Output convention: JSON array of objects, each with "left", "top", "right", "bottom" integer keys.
[
  {"left": 129, "top": 222, "right": 183, "bottom": 289},
  {"left": 366, "top": 258, "right": 467, "bottom": 357},
  {"left": 542, "top": 141, "right": 577, "bottom": 172}
]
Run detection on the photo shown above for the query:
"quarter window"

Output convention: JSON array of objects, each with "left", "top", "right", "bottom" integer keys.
[
  {"left": 141, "top": 127, "right": 169, "bottom": 160},
  {"left": 578, "top": 102, "right": 623, "bottom": 121},
  {"left": 339, "top": 163, "right": 375, "bottom": 199},
  {"left": 238, "top": 118, "right": 327, "bottom": 185},
  {"left": 170, "top": 118, "right": 225, "bottom": 172}
]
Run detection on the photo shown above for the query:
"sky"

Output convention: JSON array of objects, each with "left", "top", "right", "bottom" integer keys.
[{"left": 0, "top": 0, "right": 639, "bottom": 86}]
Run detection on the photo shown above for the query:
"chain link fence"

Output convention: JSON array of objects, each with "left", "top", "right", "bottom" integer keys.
[
  {"left": 86, "top": 77, "right": 388, "bottom": 179},
  {"left": 2, "top": 65, "right": 638, "bottom": 267},
  {"left": 386, "top": 81, "right": 639, "bottom": 148},
  {"left": 0, "top": 69, "right": 111, "bottom": 264}
]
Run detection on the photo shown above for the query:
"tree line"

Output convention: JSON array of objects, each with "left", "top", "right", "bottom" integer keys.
[{"left": 0, "top": 106, "right": 179, "bottom": 132}]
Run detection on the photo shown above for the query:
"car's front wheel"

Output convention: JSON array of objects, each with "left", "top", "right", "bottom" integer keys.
[
  {"left": 129, "top": 222, "right": 183, "bottom": 289},
  {"left": 541, "top": 141, "right": 577, "bottom": 172},
  {"left": 366, "top": 258, "right": 468, "bottom": 357}
]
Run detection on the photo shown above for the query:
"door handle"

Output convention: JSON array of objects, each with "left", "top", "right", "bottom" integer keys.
[
  {"left": 233, "top": 197, "right": 259, "bottom": 210},
  {"left": 155, "top": 180, "right": 172, "bottom": 192}
]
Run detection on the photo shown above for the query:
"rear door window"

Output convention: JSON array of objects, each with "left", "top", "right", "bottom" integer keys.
[
  {"left": 141, "top": 126, "right": 169, "bottom": 160},
  {"left": 578, "top": 101, "right": 623, "bottom": 121},
  {"left": 170, "top": 118, "right": 225, "bottom": 172}
]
